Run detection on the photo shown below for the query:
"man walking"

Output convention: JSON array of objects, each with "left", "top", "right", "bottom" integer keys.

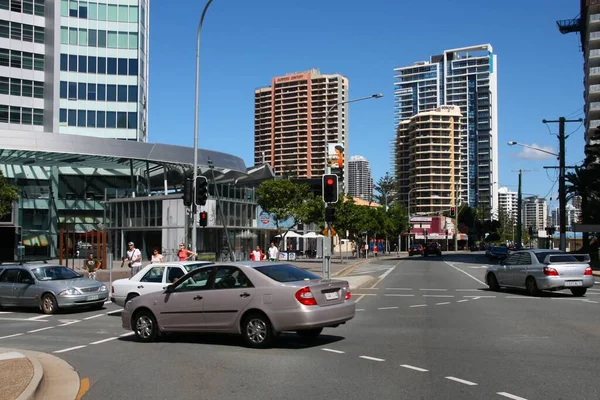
[
  {"left": 124, "top": 242, "right": 142, "bottom": 277},
  {"left": 268, "top": 242, "right": 279, "bottom": 262}
]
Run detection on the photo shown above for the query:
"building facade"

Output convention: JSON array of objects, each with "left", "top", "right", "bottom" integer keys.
[
  {"left": 254, "top": 69, "right": 348, "bottom": 179},
  {"left": 395, "top": 105, "right": 462, "bottom": 216},
  {"left": 394, "top": 44, "right": 498, "bottom": 217},
  {"left": 347, "top": 155, "right": 372, "bottom": 202},
  {"left": 522, "top": 196, "right": 547, "bottom": 232},
  {"left": 497, "top": 187, "right": 518, "bottom": 223}
]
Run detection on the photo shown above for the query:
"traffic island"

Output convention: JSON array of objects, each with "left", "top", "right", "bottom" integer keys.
[{"left": 0, "top": 349, "right": 42, "bottom": 400}]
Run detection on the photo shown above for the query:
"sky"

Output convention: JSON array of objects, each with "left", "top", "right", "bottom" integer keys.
[{"left": 147, "top": 0, "right": 584, "bottom": 211}]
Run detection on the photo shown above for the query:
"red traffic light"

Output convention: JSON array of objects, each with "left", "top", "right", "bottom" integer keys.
[{"left": 326, "top": 178, "right": 334, "bottom": 185}]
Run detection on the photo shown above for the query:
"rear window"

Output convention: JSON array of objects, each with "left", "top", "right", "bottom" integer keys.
[
  {"left": 535, "top": 252, "right": 578, "bottom": 263},
  {"left": 255, "top": 264, "right": 320, "bottom": 283}
]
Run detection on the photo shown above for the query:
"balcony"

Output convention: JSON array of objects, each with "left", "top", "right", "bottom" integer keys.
[
  {"left": 589, "top": 67, "right": 600, "bottom": 84},
  {"left": 590, "top": 14, "right": 600, "bottom": 25},
  {"left": 590, "top": 32, "right": 600, "bottom": 50}
]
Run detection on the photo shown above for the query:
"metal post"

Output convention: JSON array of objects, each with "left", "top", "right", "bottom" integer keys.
[
  {"left": 558, "top": 117, "right": 567, "bottom": 251},
  {"left": 107, "top": 253, "right": 113, "bottom": 294},
  {"left": 516, "top": 169, "right": 523, "bottom": 249}
]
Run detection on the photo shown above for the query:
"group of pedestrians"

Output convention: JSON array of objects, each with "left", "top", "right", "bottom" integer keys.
[{"left": 250, "top": 242, "right": 280, "bottom": 261}]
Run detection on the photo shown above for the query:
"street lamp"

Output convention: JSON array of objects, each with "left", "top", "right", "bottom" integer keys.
[
  {"left": 191, "top": 0, "right": 215, "bottom": 254},
  {"left": 507, "top": 141, "right": 559, "bottom": 157}
]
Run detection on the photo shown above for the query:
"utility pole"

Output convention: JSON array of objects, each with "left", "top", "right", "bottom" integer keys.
[
  {"left": 517, "top": 170, "right": 522, "bottom": 249},
  {"left": 542, "top": 117, "right": 583, "bottom": 251}
]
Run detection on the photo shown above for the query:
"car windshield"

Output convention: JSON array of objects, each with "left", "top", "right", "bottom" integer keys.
[
  {"left": 31, "top": 266, "right": 81, "bottom": 281},
  {"left": 183, "top": 262, "right": 213, "bottom": 272},
  {"left": 535, "top": 252, "right": 578, "bottom": 263},
  {"left": 255, "top": 263, "right": 321, "bottom": 283}
]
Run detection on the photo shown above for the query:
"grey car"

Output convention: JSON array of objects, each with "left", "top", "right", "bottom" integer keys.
[
  {"left": 121, "top": 262, "right": 355, "bottom": 348},
  {"left": 0, "top": 264, "right": 108, "bottom": 314}
]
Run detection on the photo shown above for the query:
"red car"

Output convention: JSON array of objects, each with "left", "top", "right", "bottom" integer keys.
[{"left": 408, "top": 244, "right": 423, "bottom": 256}]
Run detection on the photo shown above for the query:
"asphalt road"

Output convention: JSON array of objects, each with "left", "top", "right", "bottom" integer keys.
[{"left": 1, "top": 253, "right": 600, "bottom": 399}]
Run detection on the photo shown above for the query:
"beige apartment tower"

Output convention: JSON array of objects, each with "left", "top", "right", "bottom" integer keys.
[
  {"left": 395, "top": 105, "right": 463, "bottom": 216},
  {"left": 254, "top": 69, "right": 348, "bottom": 178}
]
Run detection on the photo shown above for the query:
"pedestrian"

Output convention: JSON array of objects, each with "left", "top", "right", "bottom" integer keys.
[
  {"left": 84, "top": 253, "right": 98, "bottom": 280},
  {"left": 150, "top": 248, "right": 164, "bottom": 263},
  {"left": 268, "top": 242, "right": 279, "bottom": 261},
  {"left": 178, "top": 243, "right": 196, "bottom": 261},
  {"left": 124, "top": 242, "right": 142, "bottom": 277},
  {"left": 250, "top": 245, "right": 265, "bottom": 261},
  {"left": 373, "top": 243, "right": 379, "bottom": 257}
]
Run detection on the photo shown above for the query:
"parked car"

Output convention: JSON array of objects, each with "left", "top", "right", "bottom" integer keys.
[
  {"left": 485, "top": 250, "right": 594, "bottom": 296},
  {"left": 408, "top": 244, "right": 423, "bottom": 257},
  {"left": 121, "top": 262, "right": 355, "bottom": 348},
  {"left": 0, "top": 264, "right": 108, "bottom": 314},
  {"left": 111, "top": 261, "right": 213, "bottom": 307},
  {"left": 423, "top": 242, "right": 442, "bottom": 257},
  {"left": 486, "top": 246, "right": 509, "bottom": 262}
]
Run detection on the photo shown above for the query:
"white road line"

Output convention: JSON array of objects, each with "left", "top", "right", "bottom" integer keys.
[
  {"left": 386, "top": 288, "right": 413, "bottom": 291},
  {"left": 400, "top": 364, "right": 428, "bottom": 372},
  {"left": 352, "top": 293, "right": 377, "bottom": 296},
  {"left": 435, "top": 302, "right": 451, "bottom": 305},
  {"left": 445, "top": 376, "right": 478, "bottom": 386},
  {"left": 369, "top": 265, "right": 397, "bottom": 289},
  {"left": 497, "top": 392, "right": 528, "bottom": 400},
  {"left": 0, "top": 311, "right": 12, "bottom": 314},
  {"left": 410, "top": 304, "right": 427, "bottom": 308},
  {"left": 84, "top": 314, "right": 105, "bottom": 320},
  {"left": 119, "top": 332, "right": 135, "bottom": 337},
  {"left": 444, "top": 261, "right": 487, "bottom": 286},
  {"left": 463, "top": 295, "right": 496, "bottom": 298},
  {"left": 359, "top": 355, "right": 385, "bottom": 362},
  {"left": 356, "top": 308, "right": 365, "bottom": 311},
  {"left": 377, "top": 306, "right": 399, "bottom": 310},
  {"left": 455, "top": 289, "right": 480, "bottom": 292},
  {"left": 53, "top": 345, "right": 87, "bottom": 354},
  {"left": 106, "top": 309, "right": 123, "bottom": 315},
  {"left": 582, "top": 299, "right": 599, "bottom": 304},
  {"left": 0, "top": 317, "right": 50, "bottom": 322},
  {"left": 422, "top": 295, "right": 454, "bottom": 298},
  {"left": 360, "top": 288, "right": 379, "bottom": 290},
  {"left": 57, "top": 321, "right": 80, "bottom": 327},
  {"left": 90, "top": 337, "right": 119, "bottom": 345},
  {"left": 456, "top": 299, "right": 469, "bottom": 303},
  {"left": 355, "top": 295, "right": 365, "bottom": 303},
  {"left": 384, "top": 294, "right": 415, "bottom": 297},
  {"left": 27, "top": 326, "right": 55, "bottom": 333},
  {"left": 0, "top": 333, "right": 24, "bottom": 340},
  {"left": 419, "top": 288, "right": 448, "bottom": 291},
  {"left": 505, "top": 296, "right": 539, "bottom": 299},
  {"left": 28, "top": 315, "right": 49, "bottom": 321},
  {"left": 321, "top": 348, "right": 345, "bottom": 354}
]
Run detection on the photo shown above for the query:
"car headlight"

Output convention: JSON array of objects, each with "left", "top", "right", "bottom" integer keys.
[
  {"left": 58, "top": 289, "right": 82, "bottom": 296},
  {"left": 99, "top": 285, "right": 107, "bottom": 292}
]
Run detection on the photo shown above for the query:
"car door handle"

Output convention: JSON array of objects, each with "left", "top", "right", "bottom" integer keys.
[
  {"left": 239, "top": 293, "right": 251, "bottom": 298},
  {"left": 193, "top": 296, "right": 203, "bottom": 300},
  {"left": 137, "top": 285, "right": 144, "bottom": 289}
]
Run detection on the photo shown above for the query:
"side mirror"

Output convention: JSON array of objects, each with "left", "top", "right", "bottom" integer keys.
[{"left": 165, "top": 284, "right": 175, "bottom": 293}]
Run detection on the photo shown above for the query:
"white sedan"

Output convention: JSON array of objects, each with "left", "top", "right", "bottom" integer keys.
[{"left": 110, "top": 261, "right": 213, "bottom": 307}]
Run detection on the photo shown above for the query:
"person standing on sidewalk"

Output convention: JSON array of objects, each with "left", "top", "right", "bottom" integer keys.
[
  {"left": 177, "top": 243, "right": 196, "bottom": 261},
  {"left": 268, "top": 242, "right": 279, "bottom": 261},
  {"left": 84, "top": 253, "right": 99, "bottom": 280},
  {"left": 124, "top": 242, "right": 142, "bottom": 277}
]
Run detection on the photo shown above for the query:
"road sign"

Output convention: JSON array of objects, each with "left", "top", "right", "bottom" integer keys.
[{"left": 322, "top": 227, "right": 337, "bottom": 236}]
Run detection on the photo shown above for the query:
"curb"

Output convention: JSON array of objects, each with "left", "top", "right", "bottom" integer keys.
[{"left": 14, "top": 351, "right": 43, "bottom": 400}]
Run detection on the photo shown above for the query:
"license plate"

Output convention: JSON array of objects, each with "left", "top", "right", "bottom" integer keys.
[
  {"left": 86, "top": 295, "right": 100, "bottom": 301},
  {"left": 324, "top": 292, "right": 339, "bottom": 300},
  {"left": 565, "top": 281, "right": 583, "bottom": 287}
]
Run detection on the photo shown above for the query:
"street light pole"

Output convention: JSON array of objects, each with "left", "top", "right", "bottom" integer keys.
[{"left": 191, "top": 0, "right": 215, "bottom": 254}]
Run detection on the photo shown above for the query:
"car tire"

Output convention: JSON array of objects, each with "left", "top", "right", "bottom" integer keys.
[
  {"left": 570, "top": 288, "right": 587, "bottom": 297},
  {"left": 296, "top": 328, "right": 323, "bottom": 339},
  {"left": 487, "top": 273, "right": 500, "bottom": 291},
  {"left": 133, "top": 310, "right": 159, "bottom": 342},
  {"left": 526, "top": 277, "right": 540, "bottom": 296},
  {"left": 41, "top": 293, "right": 58, "bottom": 315},
  {"left": 241, "top": 313, "right": 274, "bottom": 349}
]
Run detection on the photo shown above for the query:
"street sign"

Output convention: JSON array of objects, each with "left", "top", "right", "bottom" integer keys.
[{"left": 322, "top": 227, "right": 337, "bottom": 236}]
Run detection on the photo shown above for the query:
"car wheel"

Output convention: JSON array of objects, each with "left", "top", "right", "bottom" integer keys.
[
  {"left": 487, "top": 273, "right": 500, "bottom": 291},
  {"left": 242, "top": 313, "right": 274, "bottom": 348},
  {"left": 570, "top": 288, "right": 587, "bottom": 297},
  {"left": 41, "top": 293, "right": 58, "bottom": 315},
  {"left": 133, "top": 310, "right": 159, "bottom": 342},
  {"left": 526, "top": 277, "right": 540, "bottom": 296},
  {"left": 296, "top": 328, "right": 323, "bottom": 339}
]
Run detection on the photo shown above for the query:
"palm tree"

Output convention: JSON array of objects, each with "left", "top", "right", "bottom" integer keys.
[{"left": 566, "top": 167, "right": 600, "bottom": 252}]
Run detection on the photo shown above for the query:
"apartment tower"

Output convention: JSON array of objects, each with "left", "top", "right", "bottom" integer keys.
[
  {"left": 522, "top": 196, "right": 548, "bottom": 232},
  {"left": 497, "top": 187, "right": 518, "bottom": 222},
  {"left": 254, "top": 69, "right": 348, "bottom": 179},
  {"left": 394, "top": 44, "right": 498, "bottom": 217},
  {"left": 347, "top": 155, "right": 373, "bottom": 202},
  {"left": 395, "top": 105, "right": 462, "bottom": 216}
]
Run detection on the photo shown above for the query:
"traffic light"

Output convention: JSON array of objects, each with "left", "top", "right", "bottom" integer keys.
[
  {"left": 322, "top": 174, "right": 338, "bottom": 203},
  {"left": 183, "top": 178, "right": 193, "bottom": 207},
  {"left": 325, "top": 207, "right": 336, "bottom": 224},
  {"left": 450, "top": 206, "right": 456, "bottom": 218},
  {"left": 199, "top": 211, "right": 208, "bottom": 227},
  {"left": 195, "top": 176, "right": 208, "bottom": 206}
]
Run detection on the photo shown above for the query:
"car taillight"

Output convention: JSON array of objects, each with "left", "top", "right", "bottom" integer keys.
[
  {"left": 584, "top": 267, "right": 593, "bottom": 276},
  {"left": 111, "top": 286, "right": 114, "bottom": 293},
  {"left": 295, "top": 286, "right": 317, "bottom": 306},
  {"left": 344, "top": 287, "right": 351, "bottom": 300},
  {"left": 543, "top": 266, "right": 559, "bottom": 276}
]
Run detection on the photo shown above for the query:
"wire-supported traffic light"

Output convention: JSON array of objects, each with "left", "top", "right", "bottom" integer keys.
[
  {"left": 450, "top": 206, "right": 456, "bottom": 218},
  {"left": 196, "top": 176, "right": 208, "bottom": 206},
  {"left": 183, "top": 178, "right": 193, "bottom": 207},
  {"left": 322, "top": 174, "right": 338, "bottom": 203},
  {"left": 199, "top": 211, "right": 208, "bottom": 227}
]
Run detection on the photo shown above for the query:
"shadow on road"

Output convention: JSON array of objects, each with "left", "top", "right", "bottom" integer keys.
[
  {"left": 0, "top": 304, "right": 108, "bottom": 315},
  {"left": 490, "top": 287, "right": 587, "bottom": 298}
]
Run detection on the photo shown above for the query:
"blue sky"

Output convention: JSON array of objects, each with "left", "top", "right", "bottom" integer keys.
[{"left": 148, "top": 0, "right": 584, "bottom": 210}]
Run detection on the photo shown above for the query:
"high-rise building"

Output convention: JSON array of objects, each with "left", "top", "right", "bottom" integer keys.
[
  {"left": 497, "top": 187, "right": 518, "bottom": 222},
  {"left": 347, "top": 155, "right": 372, "bottom": 202},
  {"left": 254, "top": 69, "right": 348, "bottom": 179},
  {"left": 522, "top": 196, "right": 547, "bottom": 232},
  {"left": 0, "top": 0, "right": 149, "bottom": 140},
  {"left": 550, "top": 203, "right": 580, "bottom": 229},
  {"left": 394, "top": 44, "right": 498, "bottom": 217},
  {"left": 395, "top": 105, "right": 462, "bottom": 216}
]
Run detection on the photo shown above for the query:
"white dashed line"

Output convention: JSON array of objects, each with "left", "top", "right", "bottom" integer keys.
[
  {"left": 497, "top": 392, "right": 528, "bottom": 400},
  {"left": 106, "top": 309, "right": 123, "bottom": 315},
  {"left": 356, "top": 308, "right": 365, "bottom": 311},
  {"left": 400, "top": 364, "right": 428, "bottom": 372},
  {"left": 445, "top": 376, "right": 478, "bottom": 386},
  {"left": 384, "top": 294, "right": 415, "bottom": 297},
  {"left": 386, "top": 288, "right": 413, "bottom": 291},
  {"left": 28, "top": 315, "right": 50, "bottom": 321},
  {"left": 582, "top": 299, "right": 599, "bottom": 304},
  {"left": 0, "top": 311, "right": 12, "bottom": 314},
  {"left": 54, "top": 345, "right": 87, "bottom": 354},
  {"left": 377, "top": 306, "right": 399, "bottom": 310},
  {"left": 463, "top": 295, "right": 496, "bottom": 298},
  {"left": 321, "top": 348, "right": 345, "bottom": 354},
  {"left": 419, "top": 288, "right": 448, "bottom": 291},
  {"left": 505, "top": 296, "right": 539, "bottom": 299},
  {"left": 410, "top": 304, "right": 427, "bottom": 308},
  {"left": 84, "top": 314, "right": 105, "bottom": 320},
  {"left": 352, "top": 293, "right": 377, "bottom": 296},
  {"left": 90, "top": 337, "right": 119, "bottom": 345},
  {"left": 423, "top": 295, "right": 454, "bottom": 298},
  {"left": 455, "top": 289, "right": 480, "bottom": 292},
  {"left": 0, "top": 333, "right": 24, "bottom": 340},
  {"left": 435, "top": 302, "right": 451, "bottom": 305},
  {"left": 444, "top": 261, "right": 487, "bottom": 286},
  {"left": 355, "top": 295, "right": 365, "bottom": 303},
  {"left": 119, "top": 332, "right": 135, "bottom": 337},
  {"left": 28, "top": 326, "right": 55, "bottom": 333},
  {"left": 359, "top": 355, "right": 385, "bottom": 362},
  {"left": 456, "top": 299, "right": 469, "bottom": 303},
  {"left": 57, "top": 321, "right": 80, "bottom": 327}
]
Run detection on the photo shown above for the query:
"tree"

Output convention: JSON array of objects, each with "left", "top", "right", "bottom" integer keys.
[
  {"left": 373, "top": 172, "right": 396, "bottom": 206},
  {"left": 566, "top": 167, "right": 600, "bottom": 252},
  {"left": 0, "top": 170, "right": 19, "bottom": 218}
]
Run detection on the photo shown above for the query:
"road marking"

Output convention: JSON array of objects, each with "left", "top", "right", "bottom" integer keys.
[
  {"left": 359, "top": 288, "right": 379, "bottom": 290},
  {"left": 359, "top": 355, "right": 385, "bottom": 362},
  {"left": 497, "top": 392, "right": 528, "bottom": 400},
  {"left": 321, "top": 348, "right": 345, "bottom": 354},
  {"left": 435, "top": 302, "right": 451, "bottom": 305},
  {"left": 400, "top": 364, "right": 428, "bottom": 372},
  {"left": 410, "top": 304, "right": 427, "bottom": 308},
  {"left": 119, "top": 332, "right": 135, "bottom": 337},
  {"left": 445, "top": 376, "right": 478, "bottom": 386},
  {"left": 386, "top": 288, "right": 412, "bottom": 291},
  {"left": 463, "top": 295, "right": 496, "bottom": 298},
  {"left": 377, "top": 306, "right": 399, "bottom": 310},
  {"left": 419, "top": 288, "right": 448, "bottom": 291},
  {"left": 423, "top": 295, "right": 454, "bottom": 298},
  {"left": 582, "top": 299, "right": 599, "bottom": 304},
  {"left": 84, "top": 314, "right": 105, "bottom": 320},
  {"left": 456, "top": 299, "right": 469, "bottom": 303},
  {"left": 355, "top": 295, "right": 365, "bottom": 303},
  {"left": 0, "top": 317, "right": 50, "bottom": 322},
  {"left": 28, "top": 326, "right": 55, "bottom": 333},
  {"left": 505, "top": 296, "right": 539, "bottom": 299},
  {"left": 90, "top": 337, "right": 119, "bottom": 345},
  {"left": 356, "top": 308, "right": 365, "bottom": 311},
  {"left": 0, "top": 333, "right": 24, "bottom": 340},
  {"left": 106, "top": 309, "right": 123, "bottom": 315},
  {"left": 384, "top": 294, "right": 415, "bottom": 297},
  {"left": 0, "top": 311, "right": 12, "bottom": 314},
  {"left": 28, "top": 315, "right": 49, "bottom": 321},
  {"left": 54, "top": 345, "right": 87, "bottom": 354},
  {"left": 444, "top": 261, "right": 487, "bottom": 286},
  {"left": 369, "top": 262, "right": 401, "bottom": 288},
  {"left": 76, "top": 378, "right": 90, "bottom": 400},
  {"left": 58, "top": 321, "right": 80, "bottom": 327},
  {"left": 455, "top": 289, "right": 480, "bottom": 292},
  {"left": 352, "top": 293, "right": 377, "bottom": 296}
]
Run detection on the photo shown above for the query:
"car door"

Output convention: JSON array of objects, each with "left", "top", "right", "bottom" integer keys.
[
  {"left": 12, "top": 270, "right": 38, "bottom": 307},
  {"left": 136, "top": 266, "right": 167, "bottom": 296},
  {"left": 202, "top": 266, "right": 256, "bottom": 330},
  {"left": 165, "top": 266, "right": 186, "bottom": 286},
  {"left": 0, "top": 269, "right": 19, "bottom": 305},
  {"left": 496, "top": 253, "right": 519, "bottom": 286},
  {"left": 155, "top": 267, "right": 213, "bottom": 331},
  {"left": 511, "top": 253, "right": 533, "bottom": 288}
]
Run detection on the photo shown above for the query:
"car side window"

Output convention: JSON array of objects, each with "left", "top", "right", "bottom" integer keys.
[
  {"left": 0, "top": 269, "right": 19, "bottom": 283},
  {"left": 175, "top": 267, "right": 212, "bottom": 292},
  {"left": 504, "top": 254, "right": 520, "bottom": 266},
  {"left": 213, "top": 267, "right": 253, "bottom": 290},
  {"left": 517, "top": 253, "right": 532, "bottom": 265},
  {"left": 140, "top": 266, "right": 165, "bottom": 283},
  {"left": 167, "top": 267, "right": 185, "bottom": 283},
  {"left": 17, "top": 270, "right": 34, "bottom": 284}
]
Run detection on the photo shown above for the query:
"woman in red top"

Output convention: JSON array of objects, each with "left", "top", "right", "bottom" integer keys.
[{"left": 178, "top": 243, "right": 196, "bottom": 261}]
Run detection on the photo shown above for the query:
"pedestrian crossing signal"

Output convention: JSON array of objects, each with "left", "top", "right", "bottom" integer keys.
[
  {"left": 200, "top": 211, "right": 208, "bottom": 227},
  {"left": 450, "top": 206, "right": 455, "bottom": 218}
]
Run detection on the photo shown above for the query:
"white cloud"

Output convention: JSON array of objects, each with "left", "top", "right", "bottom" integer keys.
[{"left": 514, "top": 143, "right": 557, "bottom": 160}]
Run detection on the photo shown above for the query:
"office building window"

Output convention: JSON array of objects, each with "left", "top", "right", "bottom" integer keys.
[
  {"left": 0, "top": 21, "right": 8, "bottom": 38},
  {"left": 33, "top": 81, "right": 43, "bottom": 98},
  {"left": 117, "top": 85, "right": 127, "bottom": 102},
  {"left": 128, "top": 112, "right": 137, "bottom": 129},
  {"left": 60, "top": 81, "right": 68, "bottom": 99},
  {"left": 78, "top": 55, "right": 86, "bottom": 72},
  {"left": 88, "top": 2, "right": 97, "bottom": 19},
  {"left": 98, "top": 56, "right": 106, "bottom": 74},
  {"left": 0, "top": 104, "right": 43, "bottom": 126},
  {"left": 89, "top": 29, "right": 97, "bottom": 47},
  {"left": 68, "top": 109, "right": 76, "bottom": 126},
  {"left": 22, "top": 80, "right": 32, "bottom": 97},
  {"left": 10, "top": 106, "right": 20, "bottom": 123},
  {"left": 61, "top": 54, "right": 68, "bottom": 71},
  {"left": 128, "top": 85, "right": 137, "bottom": 102},
  {"left": 79, "top": 1, "right": 87, "bottom": 18},
  {"left": 87, "top": 110, "right": 95, "bottom": 127},
  {"left": 77, "top": 83, "right": 86, "bottom": 100},
  {"left": 98, "top": 29, "right": 106, "bottom": 47},
  {"left": 107, "top": 57, "right": 116, "bottom": 74},
  {"left": 0, "top": 49, "right": 7, "bottom": 66},
  {"left": 22, "top": 108, "right": 32, "bottom": 124},
  {"left": 129, "top": 6, "right": 138, "bottom": 22},
  {"left": 97, "top": 110, "right": 105, "bottom": 127},
  {"left": 0, "top": 77, "right": 7, "bottom": 94},
  {"left": 118, "top": 31, "right": 127, "bottom": 49},
  {"left": 117, "top": 111, "right": 126, "bottom": 128},
  {"left": 34, "top": 0, "right": 43, "bottom": 16},
  {"left": 61, "top": 0, "right": 68, "bottom": 16},
  {"left": 106, "top": 111, "right": 116, "bottom": 128},
  {"left": 69, "top": 27, "right": 77, "bottom": 45},
  {"left": 87, "top": 83, "right": 96, "bottom": 100},
  {"left": 10, "top": 78, "right": 20, "bottom": 96},
  {"left": 107, "top": 84, "right": 116, "bottom": 101},
  {"left": 0, "top": 105, "right": 7, "bottom": 123},
  {"left": 118, "top": 58, "right": 127, "bottom": 75},
  {"left": 77, "top": 110, "right": 86, "bottom": 127},
  {"left": 118, "top": 5, "right": 127, "bottom": 22},
  {"left": 88, "top": 56, "right": 96, "bottom": 73},
  {"left": 60, "top": 108, "right": 67, "bottom": 124},
  {"left": 98, "top": 3, "right": 106, "bottom": 20},
  {"left": 69, "top": 0, "right": 77, "bottom": 17},
  {"left": 108, "top": 4, "right": 117, "bottom": 21},
  {"left": 11, "top": 0, "right": 21, "bottom": 13},
  {"left": 68, "top": 82, "right": 76, "bottom": 99},
  {"left": 97, "top": 82, "right": 105, "bottom": 100}
]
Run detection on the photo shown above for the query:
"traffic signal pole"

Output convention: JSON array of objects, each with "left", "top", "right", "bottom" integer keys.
[{"left": 322, "top": 175, "right": 338, "bottom": 280}]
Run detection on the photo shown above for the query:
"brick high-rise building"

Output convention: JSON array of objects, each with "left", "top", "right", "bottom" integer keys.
[{"left": 254, "top": 69, "right": 348, "bottom": 179}]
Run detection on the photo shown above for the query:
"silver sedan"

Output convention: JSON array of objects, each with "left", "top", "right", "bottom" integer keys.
[{"left": 121, "top": 262, "right": 355, "bottom": 348}]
